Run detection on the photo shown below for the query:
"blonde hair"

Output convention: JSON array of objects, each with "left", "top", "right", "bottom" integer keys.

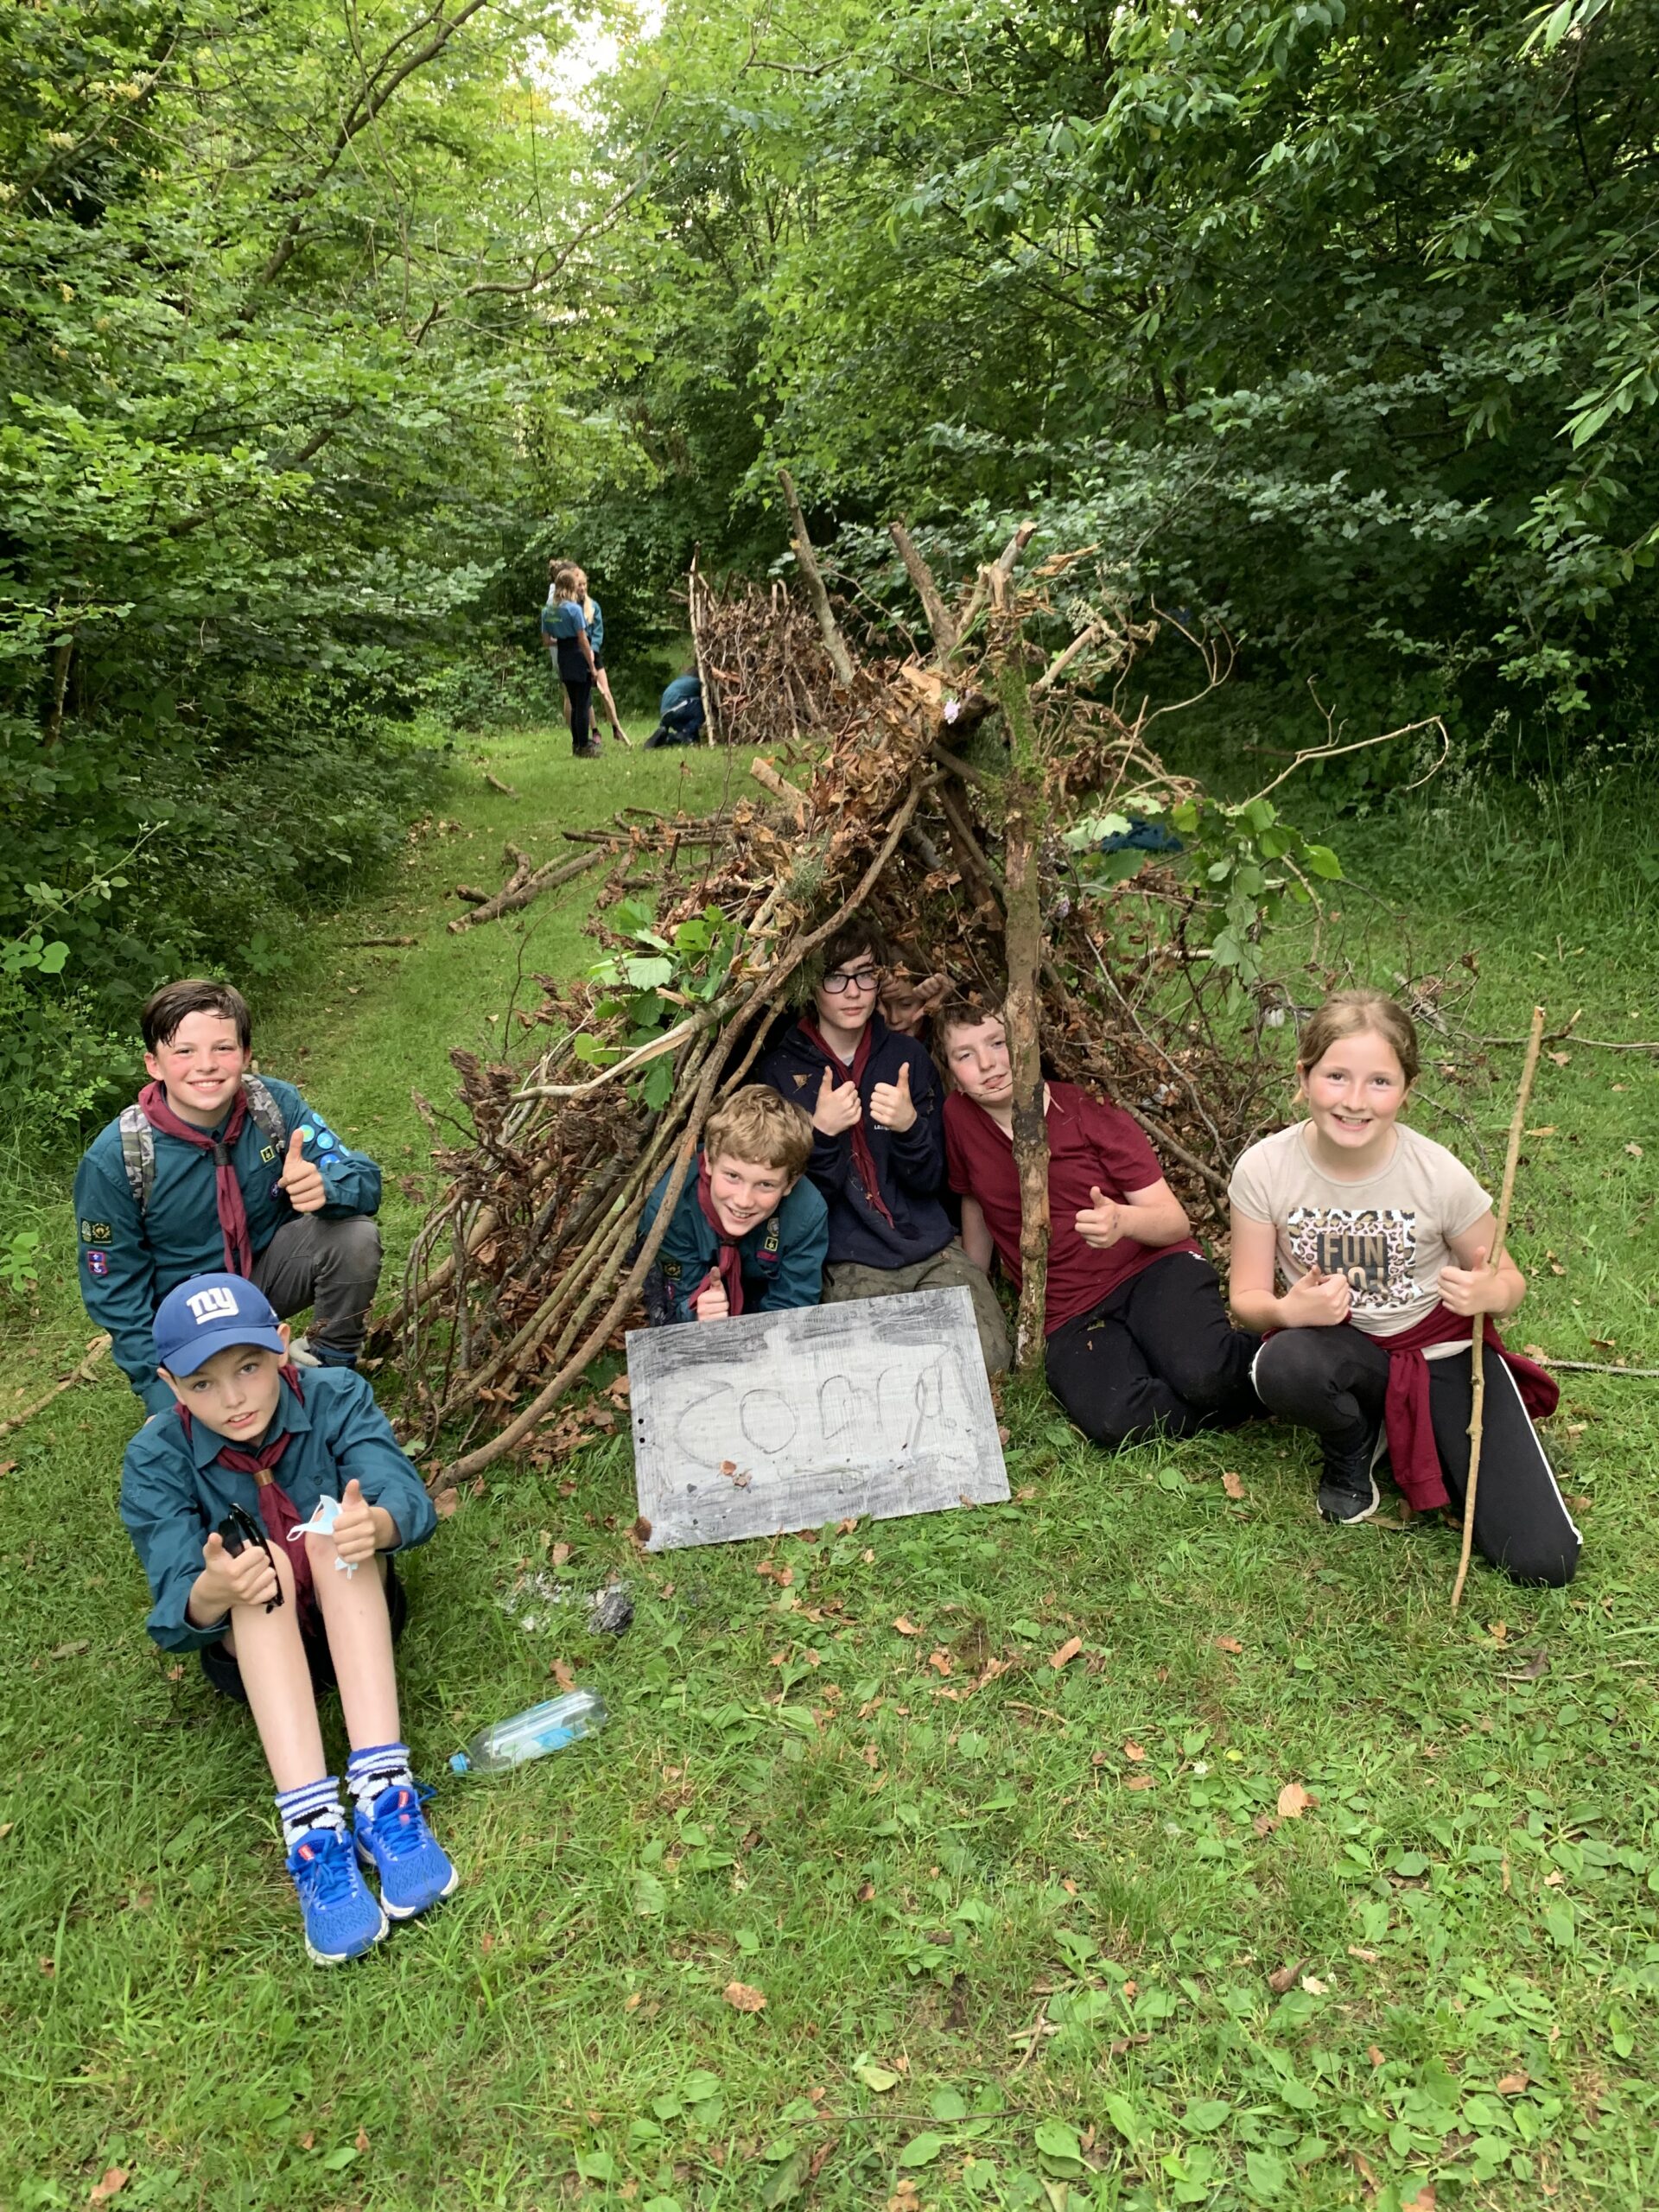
[
  {"left": 704, "top": 1085, "right": 813, "bottom": 1179},
  {"left": 1296, "top": 988, "right": 1421, "bottom": 1088},
  {"left": 551, "top": 563, "right": 581, "bottom": 602}
]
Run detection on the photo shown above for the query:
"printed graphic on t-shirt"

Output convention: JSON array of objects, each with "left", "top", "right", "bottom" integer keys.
[{"left": 1287, "top": 1205, "right": 1418, "bottom": 1311}]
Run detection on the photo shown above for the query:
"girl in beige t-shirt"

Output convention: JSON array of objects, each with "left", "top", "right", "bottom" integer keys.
[{"left": 1229, "top": 990, "right": 1576, "bottom": 1585}]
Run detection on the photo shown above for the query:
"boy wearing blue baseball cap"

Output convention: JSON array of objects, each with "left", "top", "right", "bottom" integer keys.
[{"left": 120, "top": 1273, "right": 455, "bottom": 1964}]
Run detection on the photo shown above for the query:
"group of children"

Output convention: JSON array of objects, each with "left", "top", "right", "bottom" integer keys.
[
  {"left": 77, "top": 957, "right": 1580, "bottom": 1965},
  {"left": 639, "top": 922, "right": 1580, "bottom": 1594}
]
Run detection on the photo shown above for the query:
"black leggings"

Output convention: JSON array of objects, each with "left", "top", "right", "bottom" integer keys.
[
  {"left": 1252, "top": 1327, "right": 1580, "bottom": 1586},
  {"left": 562, "top": 677, "right": 594, "bottom": 753},
  {"left": 1045, "top": 1249, "right": 1262, "bottom": 1452}
]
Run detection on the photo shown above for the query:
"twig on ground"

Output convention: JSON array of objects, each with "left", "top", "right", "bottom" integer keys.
[
  {"left": 0, "top": 1335, "right": 111, "bottom": 1436},
  {"left": 1538, "top": 1359, "right": 1659, "bottom": 1377}
]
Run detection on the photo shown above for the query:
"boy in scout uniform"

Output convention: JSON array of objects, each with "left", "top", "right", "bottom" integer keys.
[
  {"left": 121, "top": 1274, "right": 453, "bottom": 1961},
  {"left": 74, "top": 979, "right": 383, "bottom": 1418},
  {"left": 636, "top": 1085, "right": 827, "bottom": 1323}
]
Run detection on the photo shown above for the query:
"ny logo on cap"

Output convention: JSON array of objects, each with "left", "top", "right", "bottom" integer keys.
[{"left": 186, "top": 1286, "right": 240, "bottom": 1324}]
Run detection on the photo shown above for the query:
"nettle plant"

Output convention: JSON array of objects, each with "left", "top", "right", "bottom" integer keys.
[
  {"left": 1065, "top": 794, "right": 1343, "bottom": 988},
  {"left": 579, "top": 898, "right": 742, "bottom": 1109}
]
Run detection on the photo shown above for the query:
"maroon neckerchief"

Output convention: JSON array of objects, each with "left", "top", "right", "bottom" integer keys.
[
  {"left": 798, "top": 1019, "right": 896, "bottom": 1228},
  {"left": 139, "top": 1079, "right": 255, "bottom": 1276},
  {"left": 694, "top": 1154, "right": 747, "bottom": 1317},
  {"left": 1370, "top": 1303, "right": 1558, "bottom": 1512},
  {"left": 179, "top": 1365, "right": 318, "bottom": 1626}
]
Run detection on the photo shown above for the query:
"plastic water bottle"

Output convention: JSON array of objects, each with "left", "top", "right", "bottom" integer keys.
[{"left": 448, "top": 1689, "right": 607, "bottom": 1775}]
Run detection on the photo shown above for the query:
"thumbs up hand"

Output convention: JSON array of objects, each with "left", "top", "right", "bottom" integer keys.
[
  {"left": 1281, "top": 1264, "right": 1351, "bottom": 1327},
  {"left": 199, "top": 1526, "right": 278, "bottom": 1612},
  {"left": 869, "top": 1058, "right": 918, "bottom": 1133},
  {"left": 329, "top": 1477, "right": 379, "bottom": 1568},
  {"left": 1074, "top": 1184, "right": 1126, "bottom": 1250},
  {"left": 811, "top": 1065, "right": 864, "bottom": 1137},
  {"left": 277, "top": 1127, "right": 327, "bottom": 1214}
]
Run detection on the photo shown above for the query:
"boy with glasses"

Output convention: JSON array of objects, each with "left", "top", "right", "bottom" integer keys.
[{"left": 758, "top": 925, "right": 1010, "bottom": 1371}]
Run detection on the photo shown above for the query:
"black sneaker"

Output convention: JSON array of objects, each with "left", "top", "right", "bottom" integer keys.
[
  {"left": 573, "top": 743, "right": 601, "bottom": 760},
  {"left": 1318, "top": 1422, "right": 1384, "bottom": 1524}
]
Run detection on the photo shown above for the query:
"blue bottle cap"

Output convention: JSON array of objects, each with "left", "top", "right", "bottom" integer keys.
[{"left": 448, "top": 1751, "right": 470, "bottom": 1774}]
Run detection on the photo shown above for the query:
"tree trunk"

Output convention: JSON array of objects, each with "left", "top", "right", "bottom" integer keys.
[{"left": 988, "top": 576, "right": 1049, "bottom": 1371}]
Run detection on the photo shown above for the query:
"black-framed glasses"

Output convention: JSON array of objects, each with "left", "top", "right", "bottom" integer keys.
[
  {"left": 217, "top": 1502, "right": 283, "bottom": 1611},
  {"left": 823, "top": 965, "right": 883, "bottom": 995}
]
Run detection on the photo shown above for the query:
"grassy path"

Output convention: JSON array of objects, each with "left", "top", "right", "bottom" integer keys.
[{"left": 3, "top": 725, "right": 1658, "bottom": 2212}]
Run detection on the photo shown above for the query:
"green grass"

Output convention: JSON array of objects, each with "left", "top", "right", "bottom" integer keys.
[{"left": 3, "top": 721, "right": 1658, "bottom": 2212}]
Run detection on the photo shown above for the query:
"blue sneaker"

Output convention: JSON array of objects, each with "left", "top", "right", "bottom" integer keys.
[
  {"left": 354, "top": 1783, "right": 457, "bottom": 1919},
  {"left": 287, "top": 1820, "right": 388, "bottom": 1964}
]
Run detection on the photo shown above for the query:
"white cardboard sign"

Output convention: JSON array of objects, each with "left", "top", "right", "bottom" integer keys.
[{"left": 626, "top": 1286, "right": 1008, "bottom": 1552}]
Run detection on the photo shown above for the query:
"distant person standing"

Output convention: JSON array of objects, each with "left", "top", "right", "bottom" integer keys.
[
  {"left": 540, "top": 564, "right": 600, "bottom": 759},
  {"left": 570, "top": 566, "right": 630, "bottom": 747}
]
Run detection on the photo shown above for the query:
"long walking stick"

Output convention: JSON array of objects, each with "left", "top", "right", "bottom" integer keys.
[{"left": 1451, "top": 1004, "right": 1547, "bottom": 1614}]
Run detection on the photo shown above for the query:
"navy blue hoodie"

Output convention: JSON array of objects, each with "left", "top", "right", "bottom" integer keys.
[{"left": 757, "top": 1014, "right": 953, "bottom": 1269}]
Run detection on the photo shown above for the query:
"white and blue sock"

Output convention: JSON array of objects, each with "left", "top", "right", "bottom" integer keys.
[
  {"left": 276, "top": 1777, "right": 345, "bottom": 1852},
  {"left": 347, "top": 1741, "right": 415, "bottom": 1820}
]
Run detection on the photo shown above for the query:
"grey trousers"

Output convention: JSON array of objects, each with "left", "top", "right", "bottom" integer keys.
[
  {"left": 250, "top": 1213, "right": 383, "bottom": 1362},
  {"left": 823, "top": 1239, "right": 1012, "bottom": 1375}
]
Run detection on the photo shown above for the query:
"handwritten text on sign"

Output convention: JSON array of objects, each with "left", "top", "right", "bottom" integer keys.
[{"left": 626, "top": 1286, "right": 1009, "bottom": 1552}]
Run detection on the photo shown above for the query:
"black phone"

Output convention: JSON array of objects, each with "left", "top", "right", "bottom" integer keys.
[{"left": 215, "top": 1503, "right": 283, "bottom": 1611}]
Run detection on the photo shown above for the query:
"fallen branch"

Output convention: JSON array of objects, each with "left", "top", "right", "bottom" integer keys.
[
  {"left": 349, "top": 934, "right": 419, "bottom": 947},
  {"left": 484, "top": 772, "right": 518, "bottom": 797},
  {"left": 749, "top": 756, "right": 808, "bottom": 825},
  {"left": 889, "top": 518, "right": 957, "bottom": 660},
  {"left": 1452, "top": 1003, "right": 1546, "bottom": 1615},
  {"left": 447, "top": 846, "right": 613, "bottom": 934},
  {"left": 1537, "top": 1358, "right": 1659, "bottom": 1377},
  {"left": 0, "top": 1334, "right": 111, "bottom": 1437}
]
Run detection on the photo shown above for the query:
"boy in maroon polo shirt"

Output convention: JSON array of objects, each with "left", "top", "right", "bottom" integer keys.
[{"left": 938, "top": 1001, "right": 1260, "bottom": 1450}]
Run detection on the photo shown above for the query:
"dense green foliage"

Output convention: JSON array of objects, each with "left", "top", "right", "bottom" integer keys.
[
  {"left": 0, "top": 0, "right": 617, "bottom": 1128},
  {"left": 588, "top": 0, "right": 1659, "bottom": 751},
  {"left": 11, "top": 0, "right": 1659, "bottom": 1134}
]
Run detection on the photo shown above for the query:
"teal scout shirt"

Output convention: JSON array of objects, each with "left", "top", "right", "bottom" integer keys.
[
  {"left": 119, "top": 1366, "right": 435, "bottom": 1652},
  {"left": 73, "top": 1077, "right": 382, "bottom": 1415},
  {"left": 638, "top": 1154, "right": 828, "bottom": 1323}
]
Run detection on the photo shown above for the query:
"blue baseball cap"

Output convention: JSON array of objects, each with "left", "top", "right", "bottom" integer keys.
[{"left": 153, "top": 1273, "right": 286, "bottom": 1376}]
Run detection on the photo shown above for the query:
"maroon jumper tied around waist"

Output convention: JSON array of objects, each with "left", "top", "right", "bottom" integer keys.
[{"left": 1372, "top": 1303, "right": 1558, "bottom": 1512}]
